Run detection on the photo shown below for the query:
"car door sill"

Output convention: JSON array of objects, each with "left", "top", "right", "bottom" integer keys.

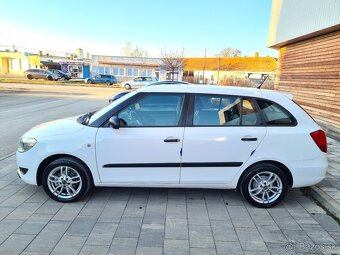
[{"left": 95, "top": 182, "right": 232, "bottom": 189}]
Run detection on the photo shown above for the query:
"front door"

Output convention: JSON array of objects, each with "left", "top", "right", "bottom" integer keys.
[
  {"left": 96, "top": 93, "right": 186, "bottom": 184},
  {"left": 180, "top": 94, "right": 267, "bottom": 185}
]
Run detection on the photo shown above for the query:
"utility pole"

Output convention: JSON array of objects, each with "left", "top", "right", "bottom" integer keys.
[{"left": 202, "top": 48, "right": 206, "bottom": 84}]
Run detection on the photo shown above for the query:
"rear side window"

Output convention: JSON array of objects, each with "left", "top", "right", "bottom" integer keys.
[
  {"left": 193, "top": 95, "right": 261, "bottom": 126},
  {"left": 257, "top": 99, "right": 296, "bottom": 126}
]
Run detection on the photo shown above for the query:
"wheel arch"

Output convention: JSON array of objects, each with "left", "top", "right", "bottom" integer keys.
[
  {"left": 236, "top": 160, "right": 293, "bottom": 190},
  {"left": 36, "top": 154, "right": 94, "bottom": 186}
]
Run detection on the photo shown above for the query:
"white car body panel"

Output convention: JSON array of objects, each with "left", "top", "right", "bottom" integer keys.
[
  {"left": 180, "top": 126, "right": 266, "bottom": 185},
  {"left": 16, "top": 85, "right": 327, "bottom": 191},
  {"left": 95, "top": 127, "right": 184, "bottom": 184}
]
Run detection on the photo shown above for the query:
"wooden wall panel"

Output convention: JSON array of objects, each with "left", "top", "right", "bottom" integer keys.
[{"left": 275, "top": 30, "right": 340, "bottom": 139}]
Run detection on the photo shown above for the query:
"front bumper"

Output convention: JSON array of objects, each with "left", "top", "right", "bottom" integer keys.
[{"left": 16, "top": 150, "right": 40, "bottom": 185}]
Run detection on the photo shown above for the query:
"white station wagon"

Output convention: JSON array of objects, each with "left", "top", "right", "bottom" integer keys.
[{"left": 16, "top": 84, "right": 328, "bottom": 207}]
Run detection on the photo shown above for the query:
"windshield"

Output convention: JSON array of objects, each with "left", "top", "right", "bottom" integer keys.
[{"left": 88, "top": 90, "right": 137, "bottom": 125}]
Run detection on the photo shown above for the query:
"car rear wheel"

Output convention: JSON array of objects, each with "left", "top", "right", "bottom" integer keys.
[
  {"left": 124, "top": 84, "right": 131, "bottom": 90},
  {"left": 27, "top": 75, "right": 33, "bottom": 80},
  {"left": 105, "top": 80, "right": 111, "bottom": 85},
  {"left": 240, "top": 163, "right": 288, "bottom": 208},
  {"left": 42, "top": 157, "right": 93, "bottom": 202}
]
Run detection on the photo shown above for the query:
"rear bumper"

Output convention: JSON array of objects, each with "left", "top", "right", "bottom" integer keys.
[{"left": 290, "top": 155, "right": 328, "bottom": 188}]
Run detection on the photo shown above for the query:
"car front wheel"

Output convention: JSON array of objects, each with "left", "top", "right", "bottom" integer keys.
[
  {"left": 42, "top": 157, "right": 93, "bottom": 202},
  {"left": 105, "top": 80, "right": 111, "bottom": 85},
  {"left": 240, "top": 163, "right": 288, "bottom": 208},
  {"left": 124, "top": 84, "right": 131, "bottom": 90},
  {"left": 86, "top": 79, "right": 92, "bottom": 84}
]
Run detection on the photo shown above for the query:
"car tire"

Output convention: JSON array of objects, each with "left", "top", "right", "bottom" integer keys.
[
  {"left": 47, "top": 76, "right": 53, "bottom": 81},
  {"left": 124, "top": 84, "right": 131, "bottom": 90},
  {"left": 105, "top": 80, "right": 111, "bottom": 85},
  {"left": 27, "top": 75, "right": 33, "bottom": 80},
  {"left": 240, "top": 163, "right": 288, "bottom": 208},
  {"left": 42, "top": 157, "right": 93, "bottom": 202},
  {"left": 86, "top": 79, "right": 92, "bottom": 84}
]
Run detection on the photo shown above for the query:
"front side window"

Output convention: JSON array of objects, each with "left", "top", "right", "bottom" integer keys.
[
  {"left": 118, "top": 94, "right": 185, "bottom": 127},
  {"left": 193, "top": 95, "right": 261, "bottom": 126},
  {"left": 257, "top": 99, "right": 295, "bottom": 126}
]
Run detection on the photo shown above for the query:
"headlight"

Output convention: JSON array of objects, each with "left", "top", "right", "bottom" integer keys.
[{"left": 18, "top": 137, "right": 37, "bottom": 153}]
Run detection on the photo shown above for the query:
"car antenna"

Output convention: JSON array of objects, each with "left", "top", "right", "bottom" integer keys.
[{"left": 257, "top": 75, "right": 269, "bottom": 89}]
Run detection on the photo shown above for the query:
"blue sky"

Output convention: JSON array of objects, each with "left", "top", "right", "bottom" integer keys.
[{"left": 0, "top": 0, "right": 277, "bottom": 57}]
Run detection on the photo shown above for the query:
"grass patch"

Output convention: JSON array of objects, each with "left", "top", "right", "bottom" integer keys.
[{"left": 301, "top": 187, "right": 340, "bottom": 224}]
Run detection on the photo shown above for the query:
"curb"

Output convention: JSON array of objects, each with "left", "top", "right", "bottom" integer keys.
[
  {"left": 305, "top": 186, "right": 340, "bottom": 220},
  {"left": 0, "top": 152, "right": 15, "bottom": 162}
]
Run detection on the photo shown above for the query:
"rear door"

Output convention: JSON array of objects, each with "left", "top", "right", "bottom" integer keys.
[{"left": 180, "top": 94, "right": 267, "bottom": 185}]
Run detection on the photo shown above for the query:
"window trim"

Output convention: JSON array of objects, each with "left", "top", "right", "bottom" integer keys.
[
  {"left": 90, "top": 92, "right": 297, "bottom": 128},
  {"left": 186, "top": 93, "right": 297, "bottom": 127}
]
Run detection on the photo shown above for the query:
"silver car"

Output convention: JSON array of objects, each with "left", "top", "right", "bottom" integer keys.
[{"left": 121, "top": 77, "right": 158, "bottom": 90}]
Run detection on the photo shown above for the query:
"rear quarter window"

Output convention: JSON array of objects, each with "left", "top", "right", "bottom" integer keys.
[{"left": 257, "top": 99, "right": 296, "bottom": 126}]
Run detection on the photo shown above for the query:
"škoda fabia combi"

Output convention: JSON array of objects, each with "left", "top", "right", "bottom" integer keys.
[{"left": 16, "top": 84, "right": 327, "bottom": 207}]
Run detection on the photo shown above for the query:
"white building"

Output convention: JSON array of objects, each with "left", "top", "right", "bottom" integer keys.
[{"left": 91, "top": 55, "right": 183, "bottom": 82}]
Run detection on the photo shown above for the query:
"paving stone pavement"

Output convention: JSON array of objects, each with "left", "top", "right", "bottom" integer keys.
[
  {"left": 310, "top": 138, "right": 340, "bottom": 211},
  {"left": 0, "top": 155, "right": 340, "bottom": 255}
]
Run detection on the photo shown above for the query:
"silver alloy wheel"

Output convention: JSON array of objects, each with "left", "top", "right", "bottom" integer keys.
[
  {"left": 248, "top": 171, "right": 282, "bottom": 204},
  {"left": 47, "top": 166, "right": 82, "bottom": 199}
]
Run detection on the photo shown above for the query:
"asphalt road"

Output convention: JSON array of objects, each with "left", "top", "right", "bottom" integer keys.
[{"left": 0, "top": 83, "right": 124, "bottom": 158}]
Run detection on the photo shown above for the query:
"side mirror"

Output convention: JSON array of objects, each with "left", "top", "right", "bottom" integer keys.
[{"left": 109, "top": 116, "right": 120, "bottom": 129}]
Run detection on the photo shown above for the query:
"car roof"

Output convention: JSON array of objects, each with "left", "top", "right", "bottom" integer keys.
[{"left": 137, "top": 84, "right": 293, "bottom": 100}]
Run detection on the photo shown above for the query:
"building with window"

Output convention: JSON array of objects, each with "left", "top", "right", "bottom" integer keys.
[
  {"left": 182, "top": 54, "right": 277, "bottom": 85},
  {"left": 0, "top": 51, "right": 40, "bottom": 76},
  {"left": 268, "top": 0, "right": 340, "bottom": 139},
  {"left": 91, "top": 55, "right": 182, "bottom": 82}
]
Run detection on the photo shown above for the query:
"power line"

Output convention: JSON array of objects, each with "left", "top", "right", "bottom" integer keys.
[{"left": 183, "top": 48, "right": 202, "bottom": 57}]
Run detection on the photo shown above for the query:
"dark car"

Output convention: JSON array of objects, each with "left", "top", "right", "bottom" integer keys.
[
  {"left": 24, "top": 69, "right": 60, "bottom": 81},
  {"left": 109, "top": 91, "right": 130, "bottom": 103},
  {"left": 85, "top": 74, "right": 117, "bottom": 85},
  {"left": 48, "top": 69, "right": 71, "bottom": 80}
]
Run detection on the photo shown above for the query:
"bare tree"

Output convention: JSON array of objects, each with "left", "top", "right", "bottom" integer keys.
[
  {"left": 160, "top": 49, "right": 186, "bottom": 81},
  {"left": 217, "top": 47, "right": 242, "bottom": 57},
  {"left": 121, "top": 42, "right": 149, "bottom": 57}
]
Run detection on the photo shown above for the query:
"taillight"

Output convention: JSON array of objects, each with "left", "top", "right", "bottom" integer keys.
[{"left": 310, "top": 130, "right": 327, "bottom": 153}]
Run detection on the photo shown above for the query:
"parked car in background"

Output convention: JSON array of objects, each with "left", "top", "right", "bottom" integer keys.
[
  {"left": 147, "top": 80, "right": 189, "bottom": 86},
  {"left": 16, "top": 84, "right": 327, "bottom": 207},
  {"left": 108, "top": 81, "right": 187, "bottom": 102},
  {"left": 24, "top": 69, "right": 60, "bottom": 81},
  {"left": 109, "top": 91, "right": 130, "bottom": 103},
  {"left": 48, "top": 69, "right": 71, "bottom": 80},
  {"left": 85, "top": 75, "right": 117, "bottom": 85},
  {"left": 121, "top": 76, "right": 158, "bottom": 90}
]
